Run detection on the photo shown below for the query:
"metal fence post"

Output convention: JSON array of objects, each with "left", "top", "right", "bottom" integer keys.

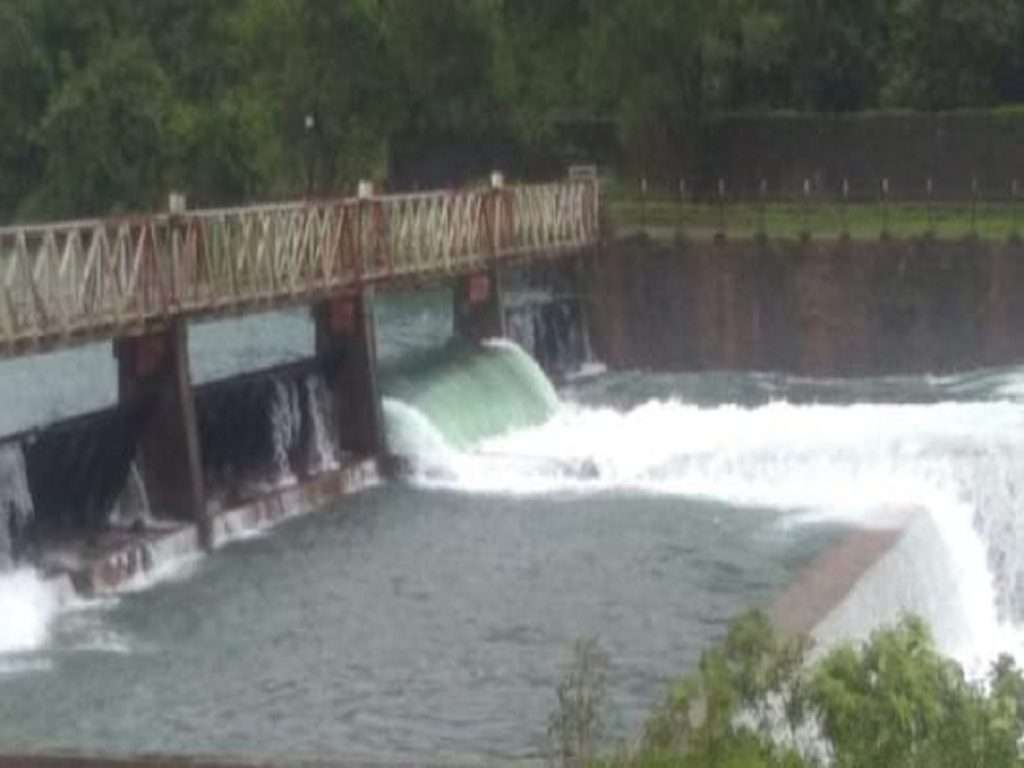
[
  {"left": 640, "top": 177, "right": 648, "bottom": 231},
  {"left": 1013, "top": 179, "right": 1020, "bottom": 238},
  {"left": 357, "top": 179, "right": 374, "bottom": 278},
  {"left": 926, "top": 177, "right": 934, "bottom": 234},
  {"left": 168, "top": 192, "right": 187, "bottom": 306},
  {"left": 678, "top": 178, "right": 686, "bottom": 238},
  {"left": 801, "top": 178, "right": 811, "bottom": 238},
  {"left": 758, "top": 178, "right": 767, "bottom": 237},
  {"left": 881, "top": 178, "right": 890, "bottom": 238},
  {"left": 717, "top": 178, "right": 726, "bottom": 236},
  {"left": 841, "top": 178, "right": 849, "bottom": 237},
  {"left": 971, "top": 176, "right": 979, "bottom": 236},
  {"left": 490, "top": 170, "right": 505, "bottom": 260}
]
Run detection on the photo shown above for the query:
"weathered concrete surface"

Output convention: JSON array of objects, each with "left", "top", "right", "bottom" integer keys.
[
  {"left": 313, "top": 292, "right": 384, "bottom": 458},
  {"left": 772, "top": 519, "right": 909, "bottom": 638},
  {"left": 116, "top": 323, "right": 207, "bottom": 536},
  {"left": 588, "top": 234, "right": 1024, "bottom": 375}
]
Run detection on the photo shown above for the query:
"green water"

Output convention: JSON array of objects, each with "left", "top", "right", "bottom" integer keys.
[{"left": 382, "top": 340, "right": 558, "bottom": 449}]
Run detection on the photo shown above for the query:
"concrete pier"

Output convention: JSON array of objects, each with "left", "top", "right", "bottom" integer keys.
[
  {"left": 115, "top": 323, "right": 207, "bottom": 543},
  {"left": 313, "top": 291, "right": 384, "bottom": 457},
  {"left": 453, "top": 267, "right": 506, "bottom": 343}
]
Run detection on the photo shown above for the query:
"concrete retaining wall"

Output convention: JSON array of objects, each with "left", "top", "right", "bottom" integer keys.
[{"left": 587, "top": 235, "right": 1024, "bottom": 376}]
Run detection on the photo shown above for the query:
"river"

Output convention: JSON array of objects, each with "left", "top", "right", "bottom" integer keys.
[{"left": 0, "top": 289, "right": 1022, "bottom": 761}]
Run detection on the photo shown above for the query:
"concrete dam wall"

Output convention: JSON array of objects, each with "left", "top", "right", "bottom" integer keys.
[
  {"left": 588, "top": 235, "right": 1024, "bottom": 376},
  {"left": 0, "top": 361, "right": 346, "bottom": 569},
  {"left": 0, "top": 258, "right": 593, "bottom": 591}
]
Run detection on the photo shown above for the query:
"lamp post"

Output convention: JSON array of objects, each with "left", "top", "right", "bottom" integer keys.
[{"left": 304, "top": 113, "right": 316, "bottom": 197}]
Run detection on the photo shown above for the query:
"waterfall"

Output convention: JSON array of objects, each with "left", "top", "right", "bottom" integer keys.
[
  {"left": 383, "top": 339, "right": 558, "bottom": 450},
  {"left": 0, "top": 442, "right": 34, "bottom": 570},
  {"left": 269, "top": 378, "right": 303, "bottom": 485},
  {"left": 108, "top": 462, "right": 153, "bottom": 530},
  {"left": 304, "top": 375, "right": 339, "bottom": 473},
  {"left": 196, "top": 367, "right": 343, "bottom": 503},
  {"left": 505, "top": 298, "right": 590, "bottom": 379}
]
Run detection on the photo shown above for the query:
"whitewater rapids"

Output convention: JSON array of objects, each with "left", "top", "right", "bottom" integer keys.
[
  {"left": 6, "top": 334, "right": 1024, "bottom": 686},
  {"left": 386, "top": 390, "right": 1024, "bottom": 676}
]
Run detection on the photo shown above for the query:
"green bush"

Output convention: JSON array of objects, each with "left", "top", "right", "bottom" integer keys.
[{"left": 551, "top": 613, "right": 1024, "bottom": 768}]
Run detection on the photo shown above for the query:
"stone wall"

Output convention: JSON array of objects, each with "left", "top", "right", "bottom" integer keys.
[{"left": 587, "top": 235, "right": 1024, "bottom": 376}]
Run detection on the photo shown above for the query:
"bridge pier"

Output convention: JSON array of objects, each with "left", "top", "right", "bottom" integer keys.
[
  {"left": 313, "top": 290, "right": 384, "bottom": 457},
  {"left": 453, "top": 267, "right": 506, "bottom": 343},
  {"left": 115, "top": 321, "right": 208, "bottom": 544}
]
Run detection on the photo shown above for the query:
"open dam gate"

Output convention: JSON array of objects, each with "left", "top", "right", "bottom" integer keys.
[{"left": 0, "top": 172, "right": 599, "bottom": 592}]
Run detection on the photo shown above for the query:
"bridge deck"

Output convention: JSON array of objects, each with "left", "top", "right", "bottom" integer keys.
[{"left": 0, "top": 179, "right": 599, "bottom": 357}]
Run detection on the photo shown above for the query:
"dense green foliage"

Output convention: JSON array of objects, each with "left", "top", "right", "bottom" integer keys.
[
  {"left": 6, "top": 0, "right": 1024, "bottom": 221},
  {"left": 549, "top": 613, "right": 1024, "bottom": 767}
]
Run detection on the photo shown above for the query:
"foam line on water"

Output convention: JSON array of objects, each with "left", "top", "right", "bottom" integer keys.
[{"left": 0, "top": 538, "right": 204, "bottom": 662}]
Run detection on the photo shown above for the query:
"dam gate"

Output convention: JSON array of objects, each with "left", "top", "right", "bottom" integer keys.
[{"left": 0, "top": 173, "right": 600, "bottom": 589}]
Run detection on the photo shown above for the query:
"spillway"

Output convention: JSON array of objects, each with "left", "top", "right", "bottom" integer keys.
[{"left": 1, "top": 292, "right": 1023, "bottom": 761}]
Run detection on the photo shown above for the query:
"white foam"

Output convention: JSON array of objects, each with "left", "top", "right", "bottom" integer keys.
[
  {"left": 481, "top": 338, "right": 561, "bottom": 410},
  {"left": 385, "top": 398, "right": 456, "bottom": 456},
  {"left": 0, "top": 570, "right": 61, "bottom": 654},
  {"left": 810, "top": 510, "right": 1020, "bottom": 677},
  {"left": 52, "top": 603, "right": 139, "bottom": 656},
  {"left": 114, "top": 551, "right": 205, "bottom": 595},
  {"left": 306, "top": 375, "right": 340, "bottom": 472},
  {"left": 992, "top": 370, "right": 1024, "bottom": 400},
  {"left": 0, "top": 657, "right": 53, "bottom": 678},
  {"left": 386, "top": 396, "right": 1024, "bottom": 673},
  {"left": 565, "top": 361, "right": 608, "bottom": 381}
]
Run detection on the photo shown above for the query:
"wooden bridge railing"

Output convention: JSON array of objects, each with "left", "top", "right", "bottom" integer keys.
[{"left": 0, "top": 177, "right": 599, "bottom": 355}]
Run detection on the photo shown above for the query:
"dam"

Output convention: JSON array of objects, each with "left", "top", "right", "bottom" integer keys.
[
  {"left": 4, "top": 173, "right": 1024, "bottom": 763},
  {"left": 0, "top": 172, "right": 599, "bottom": 593}
]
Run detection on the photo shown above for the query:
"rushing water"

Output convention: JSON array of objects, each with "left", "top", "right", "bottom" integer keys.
[{"left": 1, "top": 287, "right": 1024, "bottom": 760}]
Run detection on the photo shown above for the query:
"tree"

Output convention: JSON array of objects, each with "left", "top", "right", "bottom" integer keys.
[
  {"left": 380, "top": 0, "right": 507, "bottom": 185},
  {"left": 549, "top": 636, "right": 610, "bottom": 765},
  {"left": 881, "top": 0, "right": 1018, "bottom": 110},
  {"left": 580, "top": 0, "right": 711, "bottom": 180},
  {"left": 702, "top": 0, "right": 790, "bottom": 110},
  {"left": 779, "top": 0, "right": 892, "bottom": 111},
  {"left": 493, "top": 1, "right": 591, "bottom": 145},
  {"left": 231, "top": 0, "right": 399, "bottom": 196},
  {"left": 30, "top": 37, "right": 171, "bottom": 219},
  {"left": 0, "top": 1, "right": 51, "bottom": 221},
  {"left": 609, "top": 613, "right": 1024, "bottom": 768},
  {"left": 810, "top": 616, "right": 1024, "bottom": 767}
]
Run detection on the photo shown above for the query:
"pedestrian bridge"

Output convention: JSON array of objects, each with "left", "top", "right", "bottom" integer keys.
[{"left": 0, "top": 175, "right": 599, "bottom": 356}]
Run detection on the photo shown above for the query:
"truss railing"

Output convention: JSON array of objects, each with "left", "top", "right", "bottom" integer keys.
[{"left": 0, "top": 178, "right": 599, "bottom": 353}]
